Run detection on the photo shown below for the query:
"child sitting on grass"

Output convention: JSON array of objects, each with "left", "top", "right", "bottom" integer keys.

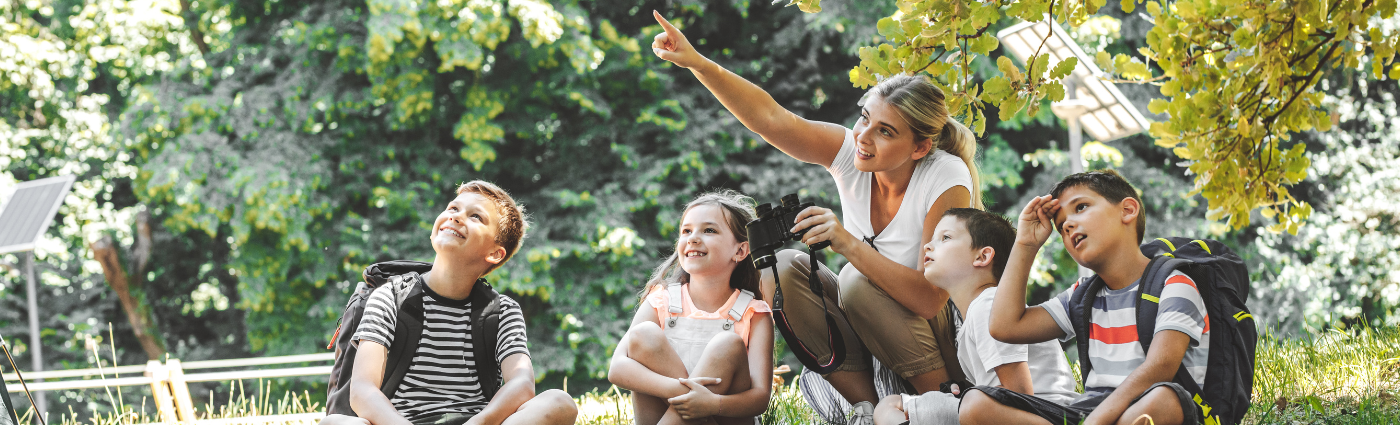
[
  {"left": 966, "top": 170, "right": 1210, "bottom": 425},
  {"left": 608, "top": 191, "right": 775, "bottom": 425},
  {"left": 873, "top": 208, "right": 1078, "bottom": 425},
  {"left": 328, "top": 181, "right": 577, "bottom": 425}
]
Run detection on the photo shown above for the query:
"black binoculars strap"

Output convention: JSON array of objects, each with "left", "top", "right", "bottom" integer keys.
[{"left": 770, "top": 249, "right": 846, "bottom": 375}]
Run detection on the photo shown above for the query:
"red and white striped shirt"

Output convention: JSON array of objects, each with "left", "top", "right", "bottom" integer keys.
[{"left": 1038, "top": 270, "right": 1210, "bottom": 391}]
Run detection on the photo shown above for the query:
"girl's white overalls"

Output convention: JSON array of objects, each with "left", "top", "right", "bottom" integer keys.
[{"left": 662, "top": 282, "right": 755, "bottom": 373}]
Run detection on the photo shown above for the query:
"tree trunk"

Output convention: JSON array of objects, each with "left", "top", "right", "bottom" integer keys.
[{"left": 90, "top": 211, "right": 165, "bottom": 360}]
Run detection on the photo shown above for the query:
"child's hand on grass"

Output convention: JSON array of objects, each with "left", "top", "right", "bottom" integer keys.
[
  {"left": 1015, "top": 195, "right": 1061, "bottom": 248},
  {"left": 668, "top": 377, "right": 722, "bottom": 420}
]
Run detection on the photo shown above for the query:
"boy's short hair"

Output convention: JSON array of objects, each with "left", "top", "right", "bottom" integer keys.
[
  {"left": 942, "top": 208, "right": 1016, "bottom": 280},
  {"left": 1049, "top": 169, "right": 1144, "bottom": 243},
  {"left": 456, "top": 181, "right": 528, "bottom": 274}
]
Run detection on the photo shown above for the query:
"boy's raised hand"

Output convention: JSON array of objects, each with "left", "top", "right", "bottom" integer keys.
[
  {"left": 1016, "top": 195, "right": 1061, "bottom": 247},
  {"left": 651, "top": 11, "right": 707, "bottom": 69}
]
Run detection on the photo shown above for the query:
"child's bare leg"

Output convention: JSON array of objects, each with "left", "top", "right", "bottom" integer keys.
[
  {"left": 873, "top": 395, "right": 907, "bottom": 425},
  {"left": 625, "top": 321, "right": 690, "bottom": 425},
  {"left": 1116, "top": 387, "right": 1184, "bottom": 425},
  {"left": 500, "top": 389, "right": 578, "bottom": 425},
  {"left": 660, "top": 332, "right": 751, "bottom": 425},
  {"left": 958, "top": 389, "right": 1052, "bottom": 425}
]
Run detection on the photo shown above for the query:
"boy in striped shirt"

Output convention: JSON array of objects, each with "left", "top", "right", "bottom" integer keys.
[
  {"left": 326, "top": 181, "right": 577, "bottom": 425},
  {"left": 963, "top": 171, "right": 1208, "bottom": 425}
]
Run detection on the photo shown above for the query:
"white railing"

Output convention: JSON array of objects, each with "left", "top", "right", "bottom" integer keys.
[{"left": 3, "top": 353, "right": 335, "bottom": 424}]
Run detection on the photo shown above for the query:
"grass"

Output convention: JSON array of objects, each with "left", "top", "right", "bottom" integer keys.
[
  {"left": 34, "top": 325, "right": 1400, "bottom": 424},
  {"left": 54, "top": 379, "right": 323, "bottom": 425},
  {"left": 576, "top": 326, "right": 1400, "bottom": 424}
]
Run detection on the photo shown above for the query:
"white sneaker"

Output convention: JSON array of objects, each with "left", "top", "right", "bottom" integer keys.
[{"left": 846, "top": 400, "right": 874, "bottom": 425}]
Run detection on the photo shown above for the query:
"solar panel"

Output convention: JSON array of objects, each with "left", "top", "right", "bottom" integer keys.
[
  {"left": 0, "top": 373, "right": 14, "bottom": 425},
  {"left": 0, "top": 175, "right": 76, "bottom": 255}
]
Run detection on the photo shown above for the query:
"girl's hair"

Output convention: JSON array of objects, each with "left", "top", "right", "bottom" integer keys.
[
  {"left": 862, "top": 74, "right": 984, "bottom": 209},
  {"left": 640, "top": 190, "right": 763, "bottom": 302}
]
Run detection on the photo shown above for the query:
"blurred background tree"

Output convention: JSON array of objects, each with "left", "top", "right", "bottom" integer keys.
[{"left": 1, "top": 0, "right": 1396, "bottom": 420}]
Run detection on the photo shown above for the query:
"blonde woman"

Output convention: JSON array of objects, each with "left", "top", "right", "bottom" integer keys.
[{"left": 651, "top": 11, "right": 982, "bottom": 425}]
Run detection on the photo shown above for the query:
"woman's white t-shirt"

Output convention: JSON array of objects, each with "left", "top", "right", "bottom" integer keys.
[{"left": 826, "top": 128, "right": 974, "bottom": 269}]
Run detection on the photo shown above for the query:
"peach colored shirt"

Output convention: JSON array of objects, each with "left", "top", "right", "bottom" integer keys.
[{"left": 646, "top": 284, "right": 772, "bottom": 346}]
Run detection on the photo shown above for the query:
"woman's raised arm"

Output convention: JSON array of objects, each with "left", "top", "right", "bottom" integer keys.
[{"left": 651, "top": 11, "right": 846, "bottom": 166}]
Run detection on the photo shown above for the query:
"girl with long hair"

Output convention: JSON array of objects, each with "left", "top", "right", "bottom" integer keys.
[
  {"left": 608, "top": 191, "right": 775, "bottom": 425},
  {"left": 650, "top": 11, "right": 982, "bottom": 425}
]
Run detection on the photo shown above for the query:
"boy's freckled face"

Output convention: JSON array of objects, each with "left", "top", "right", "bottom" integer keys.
[
  {"left": 1053, "top": 185, "right": 1120, "bottom": 268},
  {"left": 921, "top": 216, "right": 977, "bottom": 289},
  {"left": 431, "top": 192, "right": 502, "bottom": 260}
]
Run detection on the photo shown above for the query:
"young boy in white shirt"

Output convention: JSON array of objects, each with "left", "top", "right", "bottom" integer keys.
[{"left": 873, "top": 208, "right": 1079, "bottom": 425}]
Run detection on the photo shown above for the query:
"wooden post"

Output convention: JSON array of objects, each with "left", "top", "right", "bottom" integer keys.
[
  {"left": 166, "top": 359, "right": 196, "bottom": 422},
  {"left": 144, "top": 360, "right": 178, "bottom": 424}
]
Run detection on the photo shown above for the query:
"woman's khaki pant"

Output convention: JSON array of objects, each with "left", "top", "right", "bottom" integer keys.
[{"left": 760, "top": 249, "right": 964, "bottom": 381}]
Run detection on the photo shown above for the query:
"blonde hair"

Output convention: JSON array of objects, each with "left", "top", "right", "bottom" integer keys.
[
  {"left": 862, "top": 74, "right": 984, "bottom": 209},
  {"left": 640, "top": 190, "right": 763, "bottom": 301}
]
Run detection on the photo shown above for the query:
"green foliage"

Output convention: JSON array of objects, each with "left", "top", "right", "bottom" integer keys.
[
  {"left": 0, "top": 0, "right": 252, "bottom": 398},
  {"left": 1249, "top": 77, "right": 1400, "bottom": 332},
  {"left": 786, "top": 0, "right": 1400, "bottom": 234},
  {"left": 1128, "top": 0, "right": 1396, "bottom": 233},
  {"left": 2, "top": 3, "right": 1395, "bottom": 419},
  {"left": 105, "top": 0, "right": 881, "bottom": 386}
]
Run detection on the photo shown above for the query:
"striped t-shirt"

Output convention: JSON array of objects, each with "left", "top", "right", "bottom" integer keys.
[
  {"left": 1037, "top": 270, "right": 1209, "bottom": 391},
  {"left": 352, "top": 277, "right": 530, "bottom": 421}
]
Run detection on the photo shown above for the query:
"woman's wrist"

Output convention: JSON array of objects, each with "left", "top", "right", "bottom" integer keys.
[
  {"left": 828, "top": 226, "right": 857, "bottom": 255},
  {"left": 689, "top": 55, "right": 718, "bottom": 76}
]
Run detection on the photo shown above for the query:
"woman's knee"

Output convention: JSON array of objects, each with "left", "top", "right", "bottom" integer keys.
[
  {"left": 837, "top": 268, "right": 880, "bottom": 308},
  {"left": 772, "top": 249, "right": 809, "bottom": 281}
]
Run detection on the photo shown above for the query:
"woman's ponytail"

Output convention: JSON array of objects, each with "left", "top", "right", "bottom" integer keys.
[{"left": 938, "top": 118, "right": 983, "bottom": 210}]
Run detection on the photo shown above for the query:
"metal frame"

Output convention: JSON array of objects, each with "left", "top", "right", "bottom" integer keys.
[
  {"left": 0, "top": 175, "right": 76, "bottom": 255},
  {"left": 3, "top": 353, "right": 335, "bottom": 424},
  {"left": 996, "top": 19, "right": 1152, "bottom": 143}
]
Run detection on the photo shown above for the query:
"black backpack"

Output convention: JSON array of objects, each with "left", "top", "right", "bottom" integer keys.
[
  {"left": 325, "top": 260, "right": 506, "bottom": 416},
  {"left": 1068, "top": 237, "right": 1257, "bottom": 425}
]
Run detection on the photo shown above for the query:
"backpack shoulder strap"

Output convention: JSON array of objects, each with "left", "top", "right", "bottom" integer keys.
[
  {"left": 1135, "top": 255, "right": 1186, "bottom": 355},
  {"left": 470, "top": 278, "right": 504, "bottom": 402},
  {"left": 1069, "top": 276, "right": 1102, "bottom": 387},
  {"left": 381, "top": 273, "right": 426, "bottom": 398},
  {"left": 1137, "top": 254, "right": 1211, "bottom": 400}
]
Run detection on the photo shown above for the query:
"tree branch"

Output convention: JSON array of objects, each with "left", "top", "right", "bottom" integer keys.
[
  {"left": 1265, "top": 38, "right": 1343, "bottom": 126},
  {"left": 179, "top": 0, "right": 210, "bottom": 56}
]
